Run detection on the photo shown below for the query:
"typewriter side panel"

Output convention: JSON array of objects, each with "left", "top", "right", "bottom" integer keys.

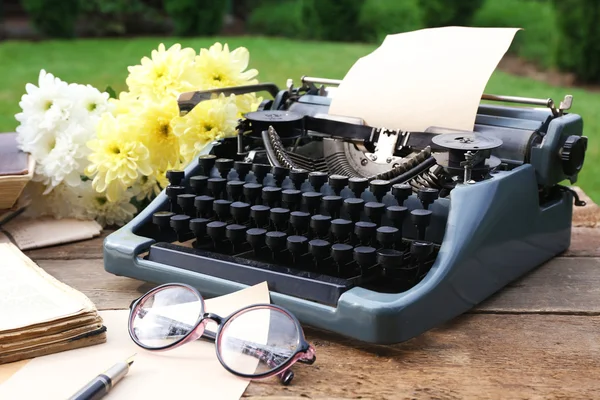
[{"left": 327, "top": 164, "right": 573, "bottom": 343}]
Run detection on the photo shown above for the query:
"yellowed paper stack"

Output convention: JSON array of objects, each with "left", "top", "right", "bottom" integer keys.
[{"left": 0, "top": 243, "right": 106, "bottom": 364}]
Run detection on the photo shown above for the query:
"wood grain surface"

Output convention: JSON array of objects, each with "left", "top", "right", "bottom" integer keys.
[{"left": 20, "top": 226, "right": 600, "bottom": 399}]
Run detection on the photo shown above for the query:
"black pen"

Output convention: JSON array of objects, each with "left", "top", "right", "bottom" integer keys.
[{"left": 68, "top": 354, "right": 135, "bottom": 400}]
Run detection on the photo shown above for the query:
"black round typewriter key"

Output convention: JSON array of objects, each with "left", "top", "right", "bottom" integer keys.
[
  {"left": 266, "top": 231, "right": 287, "bottom": 253},
  {"left": 348, "top": 177, "right": 368, "bottom": 198},
  {"left": 411, "top": 241, "right": 434, "bottom": 278},
  {"left": 194, "top": 195, "right": 214, "bottom": 218},
  {"left": 308, "top": 171, "right": 328, "bottom": 192},
  {"left": 250, "top": 205, "right": 270, "bottom": 228},
  {"left": 376, "top": 226, "right": 399, "bottom": 249},
  {"left": 369, "top": 179, "right": 391, "bottom": 202},
  {"left": 190, "top": 175, "right": 209, "bottom": 195},
  {"left": 230, "top": 201, "right": 251, "bottom": 224},
  {"left": 252, "top": 163, "right": 271, "bottom": 184},
  {"left": 309, "top": 239, "right": 331, "bottom": 262},
  {"left": 410, "top": 209, "right": 433, "bottom": 240},
  {"left": 207, "top": 177, "right": 226, "bottom": 199},
  {"left": 331, "top": 243, "right": 354, "bottom": 268},
  {"left": 246, "top": 228, "right": 267, "bottom": 253},
  {"left": 207, "top": 221, "right": 227, "bottom": 243},
  {"left": 152, "top": 211, "right": 175, "bottom": 230},
  {"left": 213, "top": 199, "right": 232, "bottom": 222},
  {"left": 343, "top": 198, "right": 365, "bottom": 222},
  {"left": 166, "top": 185, "right": 186, "bottom": 213},
  {"left": 272, "top": 165, "right": 289, "bottom": 186},
  {"left": 243, "top": 183, "right": 262, "bottom": 205},
  {"left": 353, "top": 246, "right": 377, "bottom": 271},
  {"left": 262, "top": 186, "right": 282, "bottom": 207},
  {"left": 198, "top": 154, "right": 217, "bottom": 176},
  {"left": 417, "top": 187, "right": 439, "bottom": 209},
  {"left": 411, "top": 240, "right": 434, "bottom": 259},
  {"left": 354, "top": 221, "right": 377, "bottom": 245},
  {"left": 226, "top": 224, "right": 247, "bottom": 246},
  {"left": 166, "top": 169, "right": 184, "bottom": 186},
  {"left": 392, "top": 183, "right": 412, "bottom": 206},
  {"left": 322, "top": 195, "right": 343, "bottom": 219},
  {"left": 282, "top": 189, "right": 302, "bottom": 211},
  {"left": 328, "top": 174, "right": 349, "bottom": 195},
  {"left": 177, "top": 194, "right": 196, "bottom": 216},
  {"left": 190, "top": 217, "right": 209, "bottom": 239},
  {"left": 386, "top": 205, "right": 408, "bottom": 230},
  {"left": 226, "top": 180, "right": 245, "bottom": 202},
  {"left": 364, "top": 201, "right": 386, "bottom": 225},
  {"left": 310, "top": 214, "right": 332, "bottom": 238},
  {"left": 270, "top": 207, "right": 291, "bottom": 231},
  {"left": 302, "top": 191, "right": 323, "bottom": 215},
  {"left": 169, "top": 214, "right": 191, "bottom": 235},
  {"left": 290, "top": 211, "right": 310, "bottom": 234},
  {"left": 289, "top": 168, "right": 309, "bottom": 190},
  {"left": 330, "top": 218, "right": 353, "bottom": 243},
  {"left": 287, "top": 235, "right": 308, "bottom": 258},
  {"left": 215, "top": 158, "right": 234, "bottom": 179},
  {"left": 377, "top": 248, "right": 404, "bottom": 277},
  {"left": 234, "top": 161, "right": 252, "bottom": 181}
]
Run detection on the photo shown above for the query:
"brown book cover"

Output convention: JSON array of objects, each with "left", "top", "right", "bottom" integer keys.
[{"left": 0, "top": 134, "right": 28, "bottom": 176}]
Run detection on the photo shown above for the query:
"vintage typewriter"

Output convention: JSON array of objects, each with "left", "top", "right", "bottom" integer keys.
[{"left": 103, "top": 76, "right": 588, "bottom": 344}]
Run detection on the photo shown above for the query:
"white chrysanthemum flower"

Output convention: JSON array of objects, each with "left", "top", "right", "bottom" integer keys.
[
  {"left": 22, "top": 181, "right": 88, "bottom": 220},
  {"left": 33, "top": 122, "right": 92, "bottom": 192},
  {"left": 67, "top": 83, "right": 112, "bottom": 121},
  {"left": 131, "top": 173, "right": 163, "bottom": 201},
  {"left": 78, "top": 181, "right": 137, "bottom": 227}
]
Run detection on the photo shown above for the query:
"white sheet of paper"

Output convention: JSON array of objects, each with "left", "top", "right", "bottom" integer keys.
[
  {"left": 0, "top": 282, "right": 271, "bottom": 400},
  {"left": 328, "top": 26, "right": 520, "bottom": 132}
]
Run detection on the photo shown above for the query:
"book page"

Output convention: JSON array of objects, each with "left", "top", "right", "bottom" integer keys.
[
  {"left": 0, "top": 243, "right": 96, "bottom": 332},
  {"left": 328, "top": 26, "right": 520, "bottom": 132},
  {"left": 1, "top": 215, "right": 102, "bottom": 250}
]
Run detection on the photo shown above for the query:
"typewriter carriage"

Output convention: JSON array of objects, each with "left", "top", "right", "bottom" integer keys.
[{"left": 103, "top": 76, "right": 587, "bottom": 344}]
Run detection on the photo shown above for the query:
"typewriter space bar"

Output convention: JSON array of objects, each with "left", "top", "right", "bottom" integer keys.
[{"left": 147, "top": 243, "right": 352, "bottom": 306}]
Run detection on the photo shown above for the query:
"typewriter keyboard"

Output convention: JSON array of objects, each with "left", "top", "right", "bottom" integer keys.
[{"left": 141, "top": 155, "right": 445, "bottom": 306}]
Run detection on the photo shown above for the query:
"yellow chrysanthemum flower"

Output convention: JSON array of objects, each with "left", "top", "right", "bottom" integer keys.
[
  {"left": 110, "top": 91, "right": 140, "bottom": 115},
  {"left": 171, "top": 94, "right": 238, "bottom": 163},
  {"left": 131, "top": 95, "right": 181, "bottom": 172},
  {"left": 193, "top": 43, "right": 259, "bottom": 89},
  {"left": 86, "top": 113, "right": 153, "bottom": 202},
  {"left": 126, "top": 43, "right": 197, "bottom": 98}
]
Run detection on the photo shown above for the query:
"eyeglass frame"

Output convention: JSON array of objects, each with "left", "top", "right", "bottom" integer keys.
[{"left": 127, "top": 283, "right": 316, "bottom": 384}]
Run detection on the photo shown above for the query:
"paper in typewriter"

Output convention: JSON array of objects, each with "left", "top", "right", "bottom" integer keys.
[{"left": 329, "top": 27, "right": 520, "bottom": 132}]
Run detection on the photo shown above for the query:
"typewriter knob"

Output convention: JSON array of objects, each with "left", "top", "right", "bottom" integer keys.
[
  {"left": 560, "top": 135, "right": 587, "bottom": 176},
  {"left": 166, "top": 170, "right": 184, "bottom": 185},
  {"left": 417, "top": 187, "right": 439, "bottom": 209}
]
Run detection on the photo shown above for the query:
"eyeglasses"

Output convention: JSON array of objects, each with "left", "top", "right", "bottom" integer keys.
[{"left": 127, "top": 283, "right": 316, "bottom": 385}]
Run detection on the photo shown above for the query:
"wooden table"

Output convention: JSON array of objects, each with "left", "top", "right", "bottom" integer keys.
[{"left": 23, "top": 208, "right": 600, "bottom": 399}]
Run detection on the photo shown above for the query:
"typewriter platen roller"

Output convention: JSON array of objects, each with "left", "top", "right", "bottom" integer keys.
[{"left": 103, "top": 76, "right": 588, "bottom": 344}]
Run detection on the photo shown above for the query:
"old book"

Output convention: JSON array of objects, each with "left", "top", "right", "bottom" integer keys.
[{"left": 0, "top": 242, "right": 106, "bottom": 364}]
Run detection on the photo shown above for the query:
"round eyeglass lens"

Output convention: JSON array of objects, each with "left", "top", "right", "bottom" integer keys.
[
  {"left": 218, "top": 306, "right": 300, "bottom": 376},
  {"left": 130, "top": 285, "right": 203, "bottom": 349}
]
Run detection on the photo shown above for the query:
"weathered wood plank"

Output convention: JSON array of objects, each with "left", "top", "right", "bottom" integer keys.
[
  {"left": 242, "top": 314, "right": 600, "bottom": 399},
  {"left": 564, "top": 227, "right": 600, "bottom": 257},
  {"left": 477, "top": 256, "right": 600, "bottom": 313},
  {"left": 37, "top": 257, "right": 600, "bottom": 315}
]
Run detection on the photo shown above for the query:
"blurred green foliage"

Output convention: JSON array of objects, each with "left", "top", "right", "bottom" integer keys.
[
  {"left": 21, "top": 0, "right": 80, "bottom": 38},
  {"left": 552, "top": 0, "right": 600, "bottom": 83},
  {"left": 164, "top": 0, "right": 228, "bottom": 36},
  {"left": 247, "top": 1, "right": 305, "bottom": 38},
  {"left": 417, "top": 0, "right": 483, "bottom": 28},
  {"left": 78, "top": 0, "right": 165, "bottom": 36},
  {"left": 301, "top": 0, "right": 365, "bottom": 42},
  {"left": 358, "top": 0, "right": 423, "bottom": 43}
]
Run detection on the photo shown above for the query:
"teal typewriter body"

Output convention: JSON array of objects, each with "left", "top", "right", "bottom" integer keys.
[{"left": 103, "top": 78, "right": 587, "bottom": 344}]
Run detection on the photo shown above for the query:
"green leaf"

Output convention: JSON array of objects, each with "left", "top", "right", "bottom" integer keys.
[{"left": 105, "top": 85, "right": 117, "bottom": 99}]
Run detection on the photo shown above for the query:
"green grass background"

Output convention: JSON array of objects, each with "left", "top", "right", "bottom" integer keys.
[{"left": 0, "top": 36, "right": 597, "bottom": 201}]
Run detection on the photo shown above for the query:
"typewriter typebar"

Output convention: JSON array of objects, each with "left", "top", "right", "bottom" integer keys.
[{"left": 103, "top": 77, "right": 588, "bottom": 344}]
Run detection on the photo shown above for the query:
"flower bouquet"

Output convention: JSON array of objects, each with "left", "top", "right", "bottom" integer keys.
[{"left": 15, "top": 42, "right": 261, "bottom": 227}]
